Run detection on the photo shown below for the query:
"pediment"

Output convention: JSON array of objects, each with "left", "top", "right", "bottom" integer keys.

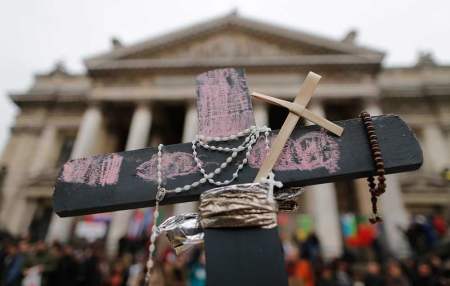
[
  {"left": 85, "top": 13, "right": 383, "bottom": 69},
  {"left": 123, "top": 28, "right": 334, "bottom": 60}
]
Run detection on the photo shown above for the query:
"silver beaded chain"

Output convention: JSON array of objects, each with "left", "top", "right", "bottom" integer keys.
[
  {"left": 145, "top": 126, "right": 271, "bottom": 284},
  {"left": 145, "top": 144, "right": 165, "bottom": 284}
]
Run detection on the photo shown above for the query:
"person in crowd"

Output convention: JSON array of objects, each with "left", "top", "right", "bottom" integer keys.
[
  {"left": 188, "top": 250, "right": 206, "bottom": 286},
  {"left": 77, "top": 245, "right": 103, "bottom": 286},
  {"left": 385, "top": 260, "right": 410, "bottom": 286},
  {"left": 22, "top": 240, "right": 57, "bottom": 286},
  {"left": 335, "top": 259, "right": 352, "bottom": 286},
  {"left": 429, "top": 254, "right": 444, "bottom": 278},
  {"left": 431, "top": 212, "right": 447, "bottom": 239},
  {"left": 161, "top": 247, "right": 188, "bottom": 286},
  {"left": 109, "top": 260, "right": 126, "bottom": 286},
  {"left": 126, "top": 252, "right": 145, "bottom": 286},
  {"left": 316, "top": 264, "right": 337, "bottom": 286},
  {"left": 363, "top": 261, "right": 384, "bottom": 286},
  {"left": 50, "top": 244, "right": 79, "bottom": 286},
  {"left": 412, "top": 261, "right": 439, "bottom": 286},
  {"left": 301, "top": 232, "right": 321, "bottom": 267},
  {"left": 2, "top": 241, "right": 27, "bottom": 286},
  {"left": 295, "top": 253, "right": 315, "bottom": 286}
]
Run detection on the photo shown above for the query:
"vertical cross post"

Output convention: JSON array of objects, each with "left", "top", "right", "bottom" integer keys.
[{"left": 196, "top": 68, "right": 289, "bottom": 286}]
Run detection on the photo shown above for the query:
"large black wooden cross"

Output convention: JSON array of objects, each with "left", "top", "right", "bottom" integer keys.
[{"left": 53, "top": 68, "right": 422, "bottom": 286}]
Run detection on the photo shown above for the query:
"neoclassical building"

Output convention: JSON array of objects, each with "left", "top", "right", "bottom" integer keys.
[{"left": 1, "top": 13, "right": 449, "bottom": 258}]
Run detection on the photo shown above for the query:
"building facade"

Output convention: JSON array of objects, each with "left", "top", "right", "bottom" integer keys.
[{"left": 1, "top": 13, "right": 449, "bottom": 258}]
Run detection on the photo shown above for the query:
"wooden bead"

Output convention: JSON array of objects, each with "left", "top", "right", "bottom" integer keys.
[{"left": 360, "top": 111, "right": 387, "bottom": 225}]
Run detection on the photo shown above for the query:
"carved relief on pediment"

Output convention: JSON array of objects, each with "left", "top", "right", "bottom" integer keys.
[{"left": 142, "top": 31, "right": 309, "bottom": 59}]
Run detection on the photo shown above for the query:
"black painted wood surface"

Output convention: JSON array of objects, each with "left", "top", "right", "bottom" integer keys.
[
  {"left": 53, "top": 115, "right": 422, "bottom": 217},
  {"left": 204, "top": 227, "right": 288, "bottom": 286}
]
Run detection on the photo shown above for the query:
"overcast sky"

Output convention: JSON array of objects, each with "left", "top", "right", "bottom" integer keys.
[{"left": 0, "top": 0, "right": 449, "bottom": 151}]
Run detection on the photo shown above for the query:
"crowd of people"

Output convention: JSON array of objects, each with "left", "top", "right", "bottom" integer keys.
[
  {"left": 0, "top": 214, "right": 448, "bottom": 286},
  {"left": 283, "top": 234, "right": 450, "bottom": 286},
  {"left": 0, "top": 235, "right": 206, "bottom": 286}
]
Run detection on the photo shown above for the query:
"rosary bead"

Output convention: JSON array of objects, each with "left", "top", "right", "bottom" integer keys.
[
  {"left": 200, "top": 178, "right": 206, "bottom": 184},
  {"left": 226, "top": 157, "right": 232, "bottom": 163},
  {"left": 376, "top": 162, "right": 384, "bottom": 168},
  {"left": 192, "top": 181, "right": 199, "bottom": 187},
  {"left": 147, "top": 260, "right": 154, "bottom": 269},
  {"left": 232, "top": 173, "right": 238, "bottom": 178},
  {"left": 183, "top": 185, "right": 190, "bottom": 191},
  {"left": 207, "top": 173, "right": 214, "bottom": 179},
  {"left": 175, "top": 187, "right": 182, "bottom": 193},
  {"left": 220, "top": 162, "right": 227, "bottom": 168},
  {"left": 214, "top": 168, "right": 221, "bottom": 174}
]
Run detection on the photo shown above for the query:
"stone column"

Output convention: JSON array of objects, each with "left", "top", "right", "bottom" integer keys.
[
  {"left": 0, "top": 133, "right": 40, "bottom": 235},
  {"left": 253, "top": 102, "right": 269, "bottom": 127},
  {"left": 174, "top": 102, "right": 199, "bottom": 215},
  {"left": 354, "top": 178, "right": 372, "bottom": 215},
  {"left": 107, "top": 103, "right": 152, "bottom": 256},
  {"left": 46, "top": 104, "right": 104, "bottom": 242},
  {"left": 305, "top": 101, "right": 343, "bottom": 260},
  {"left": 124, "top": 103, "right": 153, "bottom": 151},
  {"left": 29, "top": 125, "right": 59, "bottom": 176},
  {"left": 364, "top": 99, "right": 410, "bottom": 257},
  {"left": 8, "top": 125, "right": 61, "bottom": 235},
  {"left": 422, "top": 123, "right": 448, "bottom": 173},
  {"left": 181, "top": 101, "right": 198, "bottom": 143}
]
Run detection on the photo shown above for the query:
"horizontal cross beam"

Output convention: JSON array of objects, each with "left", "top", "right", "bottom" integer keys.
[{"left": 53, "top": 115, "right": 422, "bottom": 217}]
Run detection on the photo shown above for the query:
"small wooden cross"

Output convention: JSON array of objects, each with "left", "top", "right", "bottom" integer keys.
[{"left": 253, "top": 72, "right": 343, "bottom": 182}]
